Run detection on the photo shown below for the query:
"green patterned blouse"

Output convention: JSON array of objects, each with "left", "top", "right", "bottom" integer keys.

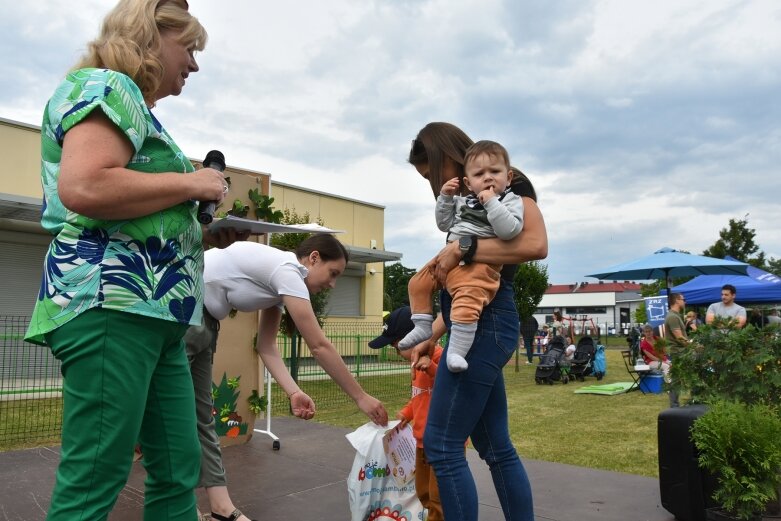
[{"left": 25, "top": 68, "right": 204, "bottom": 345}]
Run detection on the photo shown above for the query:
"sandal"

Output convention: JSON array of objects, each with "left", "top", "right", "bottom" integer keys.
[{"left": 211, "top": 509, "right": 258, "bottom": 521}]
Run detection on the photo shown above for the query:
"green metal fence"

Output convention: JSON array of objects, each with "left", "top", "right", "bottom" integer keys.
[
  {"left": 267, "top": 322, "right": 412, "bottom": 416},
  {"left": 0, "top": 316, "right": 64, "bottom": 449},
  {"left": 0, "top": 316, "right": 411, "bottom": 450}
]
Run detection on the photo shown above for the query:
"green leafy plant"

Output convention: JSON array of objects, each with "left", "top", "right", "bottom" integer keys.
[
  {"left": 670, "top": 320, "right": 781, "bottom": 405},
  {"left": 216, "top": 186, "right": 282, "bottom": 221},
  {"left": 691, "top": 401, "right": 781, "bottom": 520},
  {"left": 249, "top": 188, "right": 283, "bottom": 222},
  {"left": 247, "top": 390, "right": 268, "bottom": 415},
  {"left": 227, "top": 198, "right": 249, "bottom": 218},
  {"left": 512, "top": 261, "right": 549, "bottom": 320},
  {"left": 673, "top": 322, "right": 781, "bottom": 518}
]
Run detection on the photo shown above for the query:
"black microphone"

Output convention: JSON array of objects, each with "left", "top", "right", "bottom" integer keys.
[{"left": 197, "top": 150, "right": 226, "bottom": 225}]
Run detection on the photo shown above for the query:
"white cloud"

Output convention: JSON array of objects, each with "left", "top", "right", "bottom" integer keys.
[{"left": 2, "top": 0, "right": 780, "bottom": 283}]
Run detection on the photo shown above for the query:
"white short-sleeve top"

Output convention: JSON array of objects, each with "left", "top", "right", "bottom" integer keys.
[{"left": 203, "top": 242, "right": 310, "bottom": 320}]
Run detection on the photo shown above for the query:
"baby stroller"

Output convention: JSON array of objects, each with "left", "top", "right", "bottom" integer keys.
[
  {"left": 535, "top": 336, "right": 570, "bottom": 385},
  {"left": 570, "top": 336, "right": 597, "bottom": 382}
]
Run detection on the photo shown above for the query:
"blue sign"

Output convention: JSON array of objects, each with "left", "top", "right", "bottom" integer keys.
[{"left": 645, "top": 296, "right": 666, "bottom": 327}]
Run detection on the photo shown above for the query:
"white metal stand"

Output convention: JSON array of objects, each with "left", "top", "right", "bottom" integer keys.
[{"left": 253, "top": 367, "right": 280, "bottom": 450}]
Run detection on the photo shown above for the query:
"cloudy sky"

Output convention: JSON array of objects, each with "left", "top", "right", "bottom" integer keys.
[{"left": 2, "top": 0, "right": 780, "bottom": 283}]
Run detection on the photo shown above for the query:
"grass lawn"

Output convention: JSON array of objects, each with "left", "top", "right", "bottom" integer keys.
[
  {"left": 1, "top": 344, "right": 671, "bottom": 478},
  {"left": 0, "top": 397, "right": 63, "bottom": 452},
  {"left": 312, "top": 348, "right": 670, "bottom": 478}
]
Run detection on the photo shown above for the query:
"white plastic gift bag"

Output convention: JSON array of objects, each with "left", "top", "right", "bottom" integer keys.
[{"left": 346, "top": 421, "right": 425, "bottom": 521}]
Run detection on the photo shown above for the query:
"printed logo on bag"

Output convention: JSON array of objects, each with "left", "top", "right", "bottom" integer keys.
[
  {"left": 366, "top": 501, "right": 416, "bottom": 521},
  {"left": 358, "top": 460, "right": 392, "bottom": 481}
]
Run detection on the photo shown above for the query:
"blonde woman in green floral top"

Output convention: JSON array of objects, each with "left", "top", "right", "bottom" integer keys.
[{"left": 24, "top": 1, "right": 237, "bottom": 519}]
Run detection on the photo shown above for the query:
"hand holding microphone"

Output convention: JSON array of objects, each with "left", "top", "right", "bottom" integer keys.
[{"left": 197, "top": 150, "right": 227, "bottom": 224}]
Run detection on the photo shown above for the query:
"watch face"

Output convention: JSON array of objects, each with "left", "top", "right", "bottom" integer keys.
[{"left": 459, "top": 236, "right": 471, "bottom": 251}]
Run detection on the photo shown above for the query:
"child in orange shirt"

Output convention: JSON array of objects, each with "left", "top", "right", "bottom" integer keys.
[{"left": 369, "top": 306, "right": 443, "bottom": 521}]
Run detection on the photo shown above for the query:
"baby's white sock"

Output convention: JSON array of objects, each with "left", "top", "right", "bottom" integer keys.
[
  {"left": 398, "top": 314, "right": 434, "bottom": 349},
  {"left": 447, "top": 322, "right": 477, "bottom": 372}
]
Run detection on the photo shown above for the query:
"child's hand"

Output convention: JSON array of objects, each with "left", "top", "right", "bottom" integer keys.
[
  {"left": 414, "top": 355, "right": 432, "bottom": 371},
  {"left": 396, "top": 413, "right": 409, "bottom": 430},
  {"left": 440, "top": 177, "right": 460, "bottom": 196},
  {"left": 477, "top": 186, "right": 497, "bottom": 204},
  {"left": 410, "top": 339, "right": 434, "bottom": 368}
]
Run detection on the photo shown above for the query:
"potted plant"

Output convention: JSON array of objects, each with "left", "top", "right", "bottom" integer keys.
[
  {"left": 669, "top": 320, "right": 781, "bottom": 519},
  {"left": 690, "top": 400, "right": 781, "bottom": 521}
]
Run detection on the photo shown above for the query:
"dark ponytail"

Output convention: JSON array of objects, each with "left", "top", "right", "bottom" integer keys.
[{"left": 295, "top": 234, "right": 349, "bottom": 263}]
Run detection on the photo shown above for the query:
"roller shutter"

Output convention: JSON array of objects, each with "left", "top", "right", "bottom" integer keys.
[{"left": 0, "top": 239, "right": 47, "bottom": 317}]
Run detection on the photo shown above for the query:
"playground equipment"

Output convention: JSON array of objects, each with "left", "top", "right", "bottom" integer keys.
[{"left": 559, "top": 314, "right": 600, "bottom": 341}]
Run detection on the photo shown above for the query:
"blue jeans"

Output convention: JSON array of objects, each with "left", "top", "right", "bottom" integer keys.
[{"left": 424, "top": 281, "right": 534, "bottom": 520}]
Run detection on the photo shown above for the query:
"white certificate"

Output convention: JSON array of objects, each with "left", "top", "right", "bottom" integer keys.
[
  {"left": 382, "top": 423, "right": 417, "bottom": 487},
  {"left": 209, "top": 215, "right": 344, "bottom": 235}
]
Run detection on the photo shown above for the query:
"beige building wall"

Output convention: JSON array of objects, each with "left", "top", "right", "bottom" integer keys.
[
  {"left": 0, "top": 118, "right": 45, "bottom": 198},
  {"left": 0, "top": 118, "right": 388, "bottom": 327},
  {"left": 0, "top": 117, "right": 394, "bottom": 445},
  {"left": 272, "top": 182, "right": 388, "bottom": 323}
]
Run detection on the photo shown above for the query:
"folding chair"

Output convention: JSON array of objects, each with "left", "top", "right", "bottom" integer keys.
[{"left": 621, "top": 349, "right": 647, "bottom": 394}]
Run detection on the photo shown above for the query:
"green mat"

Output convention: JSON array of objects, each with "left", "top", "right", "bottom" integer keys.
[{"left": 574, "top": 382, "right": 636, "bottom": 395}]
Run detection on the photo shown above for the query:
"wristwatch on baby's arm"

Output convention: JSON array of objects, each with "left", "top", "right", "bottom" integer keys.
[{"left": 458, "top": 236, "right": 478, "bottom": 266}]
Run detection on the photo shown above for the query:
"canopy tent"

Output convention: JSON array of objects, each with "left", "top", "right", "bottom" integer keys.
[
  {"left": 586, "top": 247, "right": 749, "bottom": 306},
  {"left": 671, "top": 258, "right": 781, "bottom": 305}
]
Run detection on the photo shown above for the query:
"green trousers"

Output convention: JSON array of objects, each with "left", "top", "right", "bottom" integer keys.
[{"left": 45, "top": 308, "right": 200, "bottom": 521}]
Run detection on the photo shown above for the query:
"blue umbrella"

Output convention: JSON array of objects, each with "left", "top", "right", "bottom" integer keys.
[{"left": 586, "top": 247, "right": 750, "bottom": 301}]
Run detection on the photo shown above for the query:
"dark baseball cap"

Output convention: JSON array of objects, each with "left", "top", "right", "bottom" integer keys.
[{"left": 368, "top": 306, "right": 414, "bottom": 349}]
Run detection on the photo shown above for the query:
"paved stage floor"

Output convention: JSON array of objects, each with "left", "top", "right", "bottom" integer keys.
[{"left": 1, "top": 417, "right": 678, "bottom": 520}]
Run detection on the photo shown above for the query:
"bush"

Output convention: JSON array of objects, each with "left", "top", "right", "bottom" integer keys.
[
  {"left": 671, "top": 321, "right": 781, "bottom": 405},
  {"left": 691, "top": 401, "right": 781, "bottom": 520}
]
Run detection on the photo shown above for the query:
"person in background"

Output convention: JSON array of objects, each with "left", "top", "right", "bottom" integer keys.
[
  {"left": 663, "top": 293, "right": 689, "bottom": 407},
  {"left": 748, "top": 308, "right": 767, "bottom": 328},
  {"left": 519, "top": 315, "right": 539, "bottom": 365},
  {"left": 550, "top": 310, "right": 565, "bottom": 338},
  {"left": 540, "top": 325, "right": 550, "bottom": 348},
  {"left": 368, "top": 306, "right": 444, "bottom": 521},
  {"left": 564, "top": 337, "right": 577, "bottom": 362},
  {"left": 188, "top": 236, "right": 388, "bottom": 521},
  {"left": 23, "top": 1, "right": 236, "bottom": 518},
  {"left": 684, "top": 310, "right": 701, "bottom": 333},
  {"left": 705, "top": 284, "right": 747, "bottom": 328},
  {"left": 639, "top": 324, "right": 668, "bottom": 370},
  {"left": 408, "top": 122, "right": 548, "bottom": 521},
  {"left": 767, "top": 308, "right": 781, "bottom": 325},
  {"left": 664, "top": 294, "right": 688, "bottom": 347}
]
